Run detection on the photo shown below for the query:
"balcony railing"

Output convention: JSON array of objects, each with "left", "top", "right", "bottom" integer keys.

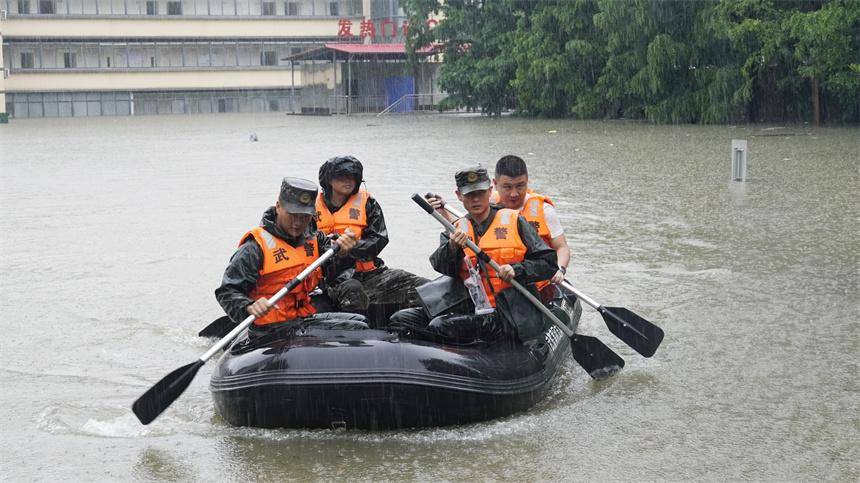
[
  {"left": 4, "top": 0, "right": 362, "bottom": 17},
  {"left": 4, "top": 40, "right": 317, "bottom": 71}
]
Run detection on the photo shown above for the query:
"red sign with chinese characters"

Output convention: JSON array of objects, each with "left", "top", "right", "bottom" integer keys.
[{"left": 338, "top": 18, "right": 438, "bottom": 40}]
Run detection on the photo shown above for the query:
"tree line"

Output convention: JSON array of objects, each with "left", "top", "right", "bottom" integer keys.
[{"left": 403, "top": 0, "right": 860, "bottom": 124}]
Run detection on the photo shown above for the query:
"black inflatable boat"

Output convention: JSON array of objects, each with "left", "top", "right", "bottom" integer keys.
[{"left": 210, "top": 288, "right": 582, "bottom": 429}]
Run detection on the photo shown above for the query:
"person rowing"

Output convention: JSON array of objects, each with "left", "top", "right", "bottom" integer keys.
[
  {"left": 214, "top": 177, "right": 367, "bottom": 339},
  {"left": 426, "top": 154, "right": 570, "bottom": 288},
  {"left": 390, "top": 165, "right": 558, "bottom": 343}
]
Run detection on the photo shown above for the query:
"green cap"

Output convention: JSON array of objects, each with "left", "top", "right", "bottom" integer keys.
[
  {"left": 279, "top": 177, "right": 317, "bottom": 215},
  {"left": 455, "top": 165, "right": 491, "bottom": 195}
]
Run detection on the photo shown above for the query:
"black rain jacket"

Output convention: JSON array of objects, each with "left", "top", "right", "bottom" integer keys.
[{"left": 316, "top": 157, "right": 389, "bottom": 283}]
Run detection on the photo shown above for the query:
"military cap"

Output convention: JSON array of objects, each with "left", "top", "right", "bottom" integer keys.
[
  {"left": 279, "top": 177, "right": 318, "bottom": 215},
  {"left": 455, "top": 165, "right": 492, "bottom": 195}
]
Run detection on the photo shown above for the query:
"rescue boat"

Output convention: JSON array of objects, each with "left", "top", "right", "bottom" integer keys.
[{"left": 209, "top": 286, "right": 582, "bottom": 429}]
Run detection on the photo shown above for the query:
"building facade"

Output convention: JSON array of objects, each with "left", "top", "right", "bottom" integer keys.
[{"left": 1, "top": 0, "right": 415, "bottom": 118}]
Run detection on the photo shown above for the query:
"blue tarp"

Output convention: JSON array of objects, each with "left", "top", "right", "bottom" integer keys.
[{"left": 384, "top": 77, "right": 415, "bottom": 113}]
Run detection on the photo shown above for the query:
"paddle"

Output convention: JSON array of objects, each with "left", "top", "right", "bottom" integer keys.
[
  {"left": 132, "top": 246, "right": 339, "bottom": 425},
  {"left": 412, "top": 194, "right": 623, "bottom": 380},
  {"left": 435, "top": 199, "right": 664, "bottom": 358},
  {"left": 198, "top": 315, "right": 234, "bottom": 338},
  {"left": 559, "top": 283, "right": 663, "bottom": 357}
]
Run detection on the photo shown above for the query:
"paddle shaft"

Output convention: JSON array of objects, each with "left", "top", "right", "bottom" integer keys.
[
  {"left": 439, "top": 202, "right": 651, "bottom": 339},
  {"left": 133, "top": 245, "right": 339, "bottom": 425},
  {"left": 438, "top": 197, "right": 661, "bottom": 359},
  {"left": 440, "top": 205, "right": 604, "bottom": 311},
  {"left": 199, "top": 247, "right": 337, "bottom": 361},
  {"left": 413, "top": 194, "right": 574, "bottom": 338}
]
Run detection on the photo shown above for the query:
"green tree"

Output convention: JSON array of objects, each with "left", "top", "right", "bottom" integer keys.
[
  {"left": 510, "top": 1, "right": 603, "bottom": 118},
  {"left": 591, "top": 0, "right": 743, "bottom": 123},
  {"left": 786, "top": 0, "right": 860, "bottom": 123},
  {"left": 404, "top": 0, "right": 532, "bottom": 115},
  {"left": 405, "top": 0, "right": 860, "bottom": 123}
]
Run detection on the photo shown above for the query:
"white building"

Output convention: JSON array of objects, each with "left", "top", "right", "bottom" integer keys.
[{"left": 1, "top": 0, "right": 416, "bottom": 118}]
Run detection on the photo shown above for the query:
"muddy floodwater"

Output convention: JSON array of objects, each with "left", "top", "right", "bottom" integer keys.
[{"left": 0, "top": 113, "right": 857, "bottom": 480}]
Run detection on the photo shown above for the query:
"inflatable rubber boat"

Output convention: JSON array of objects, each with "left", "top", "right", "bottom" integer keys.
[{"left": 210, "top": 287, "right": 582, "bottom": 429}]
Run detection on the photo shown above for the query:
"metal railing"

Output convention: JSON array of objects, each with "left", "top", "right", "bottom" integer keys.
[
  {"left": 297, "top": 93, "right": 448, "bottom": 116},
  {"left": 328, "top": 95, "right": 389, "bottom": 114},
  {"left": 377, "top": 93, "right": 446, "bottom": 116}
]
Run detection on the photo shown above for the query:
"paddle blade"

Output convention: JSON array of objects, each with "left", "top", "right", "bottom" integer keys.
[
  {"left": 198, "top": 316, "right": 235, "bottom": 338},
  {"left": 570, "top": 334, "right": 625, "bottom": 380},
  {"left": 600, "top": 307, "right": 664, "bottom": 358},
  {"left": 132, "top": 360, "right": 204, "bottom": 425}
]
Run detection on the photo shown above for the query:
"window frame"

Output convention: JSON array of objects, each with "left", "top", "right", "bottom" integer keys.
[
  {"left": 260, "top": 50, "right": 277, "bottom": 66},
  {"left": 20, "top": 52, "right": 36, "bottom": 69},
  {"left": 63, "top": 51, "right": 78, "bottom": 68},
  {"left": 37, "top": 0, "right": 55, "bottom": 13},
  {"left": 261, "top": 1, "right": 275, "bottom": 15},
  {"left": 167, "top": 1, "right": 182, "bottom": 14}
]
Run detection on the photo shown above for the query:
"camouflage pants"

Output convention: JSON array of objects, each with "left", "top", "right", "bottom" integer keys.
[{"left": 327, "top": 266, "right": 429, "bottom": 325}]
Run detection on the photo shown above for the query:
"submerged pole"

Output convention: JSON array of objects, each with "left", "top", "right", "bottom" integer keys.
[{"left": 731, "top": 139, "right": 748, "bottom": 182}]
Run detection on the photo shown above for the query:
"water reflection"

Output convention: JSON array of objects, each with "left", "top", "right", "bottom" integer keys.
[
  {"left": 214, "top": 420, "right": 561, "bottom": 481},
  {"left": 133, "top": 448, "right": 193, "bottom": 482},
  {"left": 727, "top": 180, "right": 748, "bottom": 206}
]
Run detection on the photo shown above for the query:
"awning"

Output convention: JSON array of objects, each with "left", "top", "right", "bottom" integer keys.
[{"left": 282, "top": 43, "right": 439, "bottom": 62}]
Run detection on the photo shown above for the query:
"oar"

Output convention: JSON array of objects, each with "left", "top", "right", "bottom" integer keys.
[
  {"left": 198, "top": 315, "right": 234, "bottom": 338},
  {"left": 437, "top": 200, "right": 664, "bottom": 358},
  {"left": 559, "top": 283, "right": 663, "bottom": 357},
  {"left": 412, "top": 194, "right": 623, "bottom": 380},
  {"left": 132, "top": 247, "right": 338, "bottom": 425}
]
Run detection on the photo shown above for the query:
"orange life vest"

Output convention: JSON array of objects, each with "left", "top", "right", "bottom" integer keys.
[
  {"left": 315, "top": 190, "right": 376, "bottom": 272},
  {"left": 490, "top": 189, "right": 556, "bottom": 291},
  {"left": 490, "top": 189, "right": 555, "bottom": 245},
  {"left": 457, "top": 208, "right": 527, "bottom": 307},
  {"left": 242, "top": 227, "right": 321, "bottom": 326}
]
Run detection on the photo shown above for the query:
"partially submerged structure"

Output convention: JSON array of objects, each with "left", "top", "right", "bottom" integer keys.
[{"left": 284, "top": 42, "right": 445, "bottom": 115}]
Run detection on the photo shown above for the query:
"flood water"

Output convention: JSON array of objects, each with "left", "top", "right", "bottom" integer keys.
[{"left": 1, "top": 113, "right": 857, "bottom": 481}]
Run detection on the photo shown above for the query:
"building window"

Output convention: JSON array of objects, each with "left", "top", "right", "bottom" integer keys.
[
  {"left": 261, "top": 1, "right": 275, "bottom": 15},
  {"left": 20, "top": 52, "right": 35, "bottom": 68},
  {"left": 146, "top": 1, "right": 157, "bottom": 14},
  {"left": 260, "top": 51, "right": 277, "bottom": 66},
  {"left": 64, "top": 52, "right": 77, "bottom": 68},
  {"left": 329, "top": 1, "right": 338, "bottom": 16},
  {"left": 17, "top": 0, "right": 30, "bottom": 14},
  {"left": 290, "top": 47, "right": 302, "bottom": 56},
  {"left": 285, "top": 1, "right": 297, "bottom": 15},
  {"left": 167, "top": 1, "right": 181, "bottom": 14},
  {"left": 38, "top": 0, "right": 55, "bottom": 13}
]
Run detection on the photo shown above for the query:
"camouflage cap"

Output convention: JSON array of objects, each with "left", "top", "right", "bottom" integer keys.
[
  {"left": 279, "top": 177, "right": 318, "bottom": 215},
  {"left": 454, "top": 165, "right": 491, "bottom": 195}
]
